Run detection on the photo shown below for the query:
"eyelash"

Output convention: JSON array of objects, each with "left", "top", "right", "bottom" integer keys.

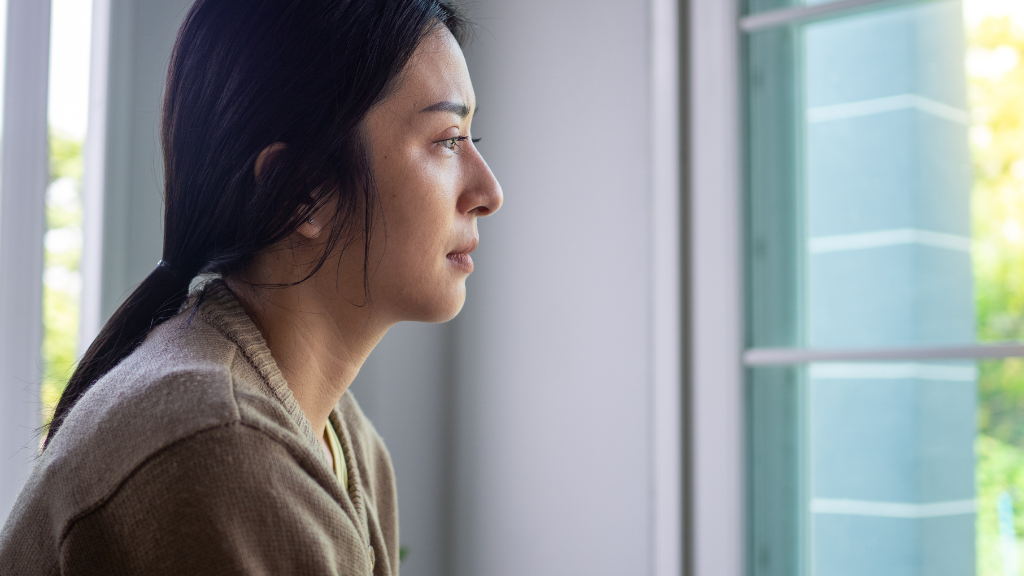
[{"left": 436, "top": 135, "right": 482, "bottom": 152}]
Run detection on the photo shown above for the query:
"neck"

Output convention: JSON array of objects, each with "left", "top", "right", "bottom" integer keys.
[{"left": 226, "top": 274, "right": 390, "bottom": 435}]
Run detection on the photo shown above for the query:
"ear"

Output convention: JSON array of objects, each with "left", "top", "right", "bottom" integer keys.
[
  {"left": 254, "top": 142, "right": 287, "bottom": 179},
  {"left": 296, "top": 198, "right": 337, "bottom": 240}
]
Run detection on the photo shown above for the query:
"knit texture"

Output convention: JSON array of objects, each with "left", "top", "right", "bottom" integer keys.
[{"left": 0, "top": 281, "right": 399, "bottom": 575}]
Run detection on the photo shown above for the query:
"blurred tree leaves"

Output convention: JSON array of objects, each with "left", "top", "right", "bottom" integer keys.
[{"left": 41, "top": 130, "right": 83, "bottom": 422}]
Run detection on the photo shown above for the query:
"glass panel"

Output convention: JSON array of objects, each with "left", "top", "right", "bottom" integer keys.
[
  {"left": 745, "top": 2, "right": 1024, "bottom": 575},
  {"left": 744, "top": 0, "right": 1023, "bottom": 349},
  {"left": 751, "top": 358, "right": 1024, "bottom": 575},
  {"left": 748, "top": 366, "right": 806, "bottom": 576},
  {"left": 804, "top": 2, "right": 972, "bottom": 349},
  {"left": 749, "top": 360, "right": 981, "bottom": 575},
  {"left": 42, "top": 0, "right": 93, "bottom": 422},
  {"left": 746, "top": 24, "right": 803, "bottom": 348}
]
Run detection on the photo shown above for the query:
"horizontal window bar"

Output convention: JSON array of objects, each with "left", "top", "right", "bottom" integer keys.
[
  {"left": 744, "top": 343, "right": 1024, "bottom": 365},
  {"left": 808, "top": 362, "right": 977, "bottom": 381},
  {"left": 807, "top": 93, "right": 970, "bottom": 125},
  {"left": 739, "top": 0, "right": 933, "bottom": 32},
  {"left": 811, "top": 498, "right": 976, "bottom": 518},
  {"left": 808, "top": 228, "right": 972, "bottom": 254}
]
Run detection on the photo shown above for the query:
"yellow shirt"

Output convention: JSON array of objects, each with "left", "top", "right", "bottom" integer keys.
[{"left": 325, "top": 422, "right": 349, "bottom": 491}]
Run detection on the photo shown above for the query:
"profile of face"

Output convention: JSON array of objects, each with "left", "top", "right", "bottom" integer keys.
[{"left": 301, "top": 26, "right": 502, "bottom": 326}]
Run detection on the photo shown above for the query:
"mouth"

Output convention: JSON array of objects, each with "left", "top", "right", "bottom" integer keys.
[{"left": 446, "top": 238, "right": 478, "bottom": 273}]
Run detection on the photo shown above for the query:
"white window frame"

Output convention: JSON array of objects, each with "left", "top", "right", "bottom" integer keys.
[
  {"left": 651, "top": 0, "right": 683, "bottom": 575},
  {"left": 687, "top": 0, "right": 1024, "bottom": 574},
  {"left": 0, "top": 0, "right": 50, "bottom": 522},
  {"left": 687, "top": 0, "right": 745, "bottom": 574}
]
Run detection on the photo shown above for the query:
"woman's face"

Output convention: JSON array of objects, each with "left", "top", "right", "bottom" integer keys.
[{"left": 359, "top": 26, "right": 502, "bottom": 324}]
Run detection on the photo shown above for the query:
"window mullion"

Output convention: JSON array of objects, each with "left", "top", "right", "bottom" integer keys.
[{"left": 0, "top": 0, "right": 51, "bottom": 523}]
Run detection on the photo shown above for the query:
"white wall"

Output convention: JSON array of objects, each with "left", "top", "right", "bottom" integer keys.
[
  {"left": 82, "top": 0, "right": 192, "bottom": 343},
  {"left": 446, "top": 0, "right": 680, "bottom": 573},
  {"left": 349, "top": 322, "right": 456, "bottom": 576}
]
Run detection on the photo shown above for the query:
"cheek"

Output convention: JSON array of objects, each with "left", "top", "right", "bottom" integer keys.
[
  {"left": 375, "top": 164, "right": 456, "bottom": 281},
  {"left": 375, "top": 199, "right": 464, "bottom": 320},
  {"left": 369, "top": 161, "right": 467, "bottom": 321}
]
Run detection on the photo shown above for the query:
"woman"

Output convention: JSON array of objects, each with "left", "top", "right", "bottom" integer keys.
[{"left": 0, "top": 0, "right": 501, "bottom": 573}]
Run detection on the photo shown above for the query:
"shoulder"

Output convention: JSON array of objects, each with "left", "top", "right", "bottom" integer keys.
[
  {"left": 73, "top": 422, "right": 329, "bottom": 525},
  {"left": 32, "top": 311, "right": 308, "bottom": 540},
  {"left": 48, "top": 311, "right": 243, "bottom": 469},
  {"left": 57, "top": 423, "right": 368, "bottom": 575}
]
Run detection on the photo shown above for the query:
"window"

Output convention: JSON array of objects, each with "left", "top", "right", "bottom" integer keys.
[
  {"left": 743, "top": 0, "right": 1024, "bottom": 574},
  {"left": 43, "top": 0, "right": 93, "bottom": 423},
  {"left": 0, "top": 0, "right": 92, "bottom": 520}
]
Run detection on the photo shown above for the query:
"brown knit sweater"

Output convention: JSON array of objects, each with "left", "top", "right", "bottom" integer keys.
[{"left": 0, "top": 281, "right": 399, "bottom": 575}]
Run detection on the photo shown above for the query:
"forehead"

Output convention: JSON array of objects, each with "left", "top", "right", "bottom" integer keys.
[{"left": 388, "top": 26, "right": 474, "bottom": 113}]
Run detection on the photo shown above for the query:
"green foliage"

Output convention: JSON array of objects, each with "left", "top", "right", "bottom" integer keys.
[
  {"left": 971, "top": 17, "right": 1024, "bottom": 343},
  {"left": 49, "top": 129, "right": 82, "bottom": 183},
  {"left": 969, "top": 13, "right": 1024, "bottom": 575},
  {"left": 40, "top": 130, "right": 84, "bottom": 422},
  {"left": 41, "top": 279, "right": 79, "bottom": 412},
  {"left": 977, "top": 434, "right": 1024, "bottom": 576},
  {"left": 979, "top": 359, "right": 1024, "bottom": 450}
]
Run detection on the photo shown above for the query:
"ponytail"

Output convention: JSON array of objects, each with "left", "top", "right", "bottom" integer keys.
[{"left": 44, "top": 261, "right": 196, "bottom": 447}]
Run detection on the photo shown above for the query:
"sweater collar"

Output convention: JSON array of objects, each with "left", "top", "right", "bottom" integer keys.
[
  {"left": 194, "top": 280, "right": 324, "bottom": 455},
  {"left": 192, "top": 280, "right": 370, "bottom": 539}
]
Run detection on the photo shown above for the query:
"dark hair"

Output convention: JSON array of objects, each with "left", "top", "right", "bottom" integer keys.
[{"left": 45, "top": 0, "right": 467, "bottom": 447}]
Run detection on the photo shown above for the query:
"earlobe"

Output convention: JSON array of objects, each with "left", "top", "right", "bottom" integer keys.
[
  {"left": 256, "top": 143, "right": 327, "bottom": 240},
  {"left": 297, "top": 215, "right": 327, "bottom": 239},
  {"left": 255, "top": 142, "right": 287, "bottom": 179}
]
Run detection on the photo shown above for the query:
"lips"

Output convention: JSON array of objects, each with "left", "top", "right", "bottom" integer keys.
[
  {"left": 446, "top": 252, "right": 473, "bottom": 270},
  {"left": 446, "top": 238, "right": 478, "bottom": 272}
]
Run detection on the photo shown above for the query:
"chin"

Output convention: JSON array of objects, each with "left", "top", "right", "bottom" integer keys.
[
  {"left": 403, "top": 283, "right": 467, "bottom": 324},
  {"left": 432, "top": 289, "right": 467, "bottom": 323}
]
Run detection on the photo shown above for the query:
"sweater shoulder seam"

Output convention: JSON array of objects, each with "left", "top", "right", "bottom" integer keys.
[{"left": 56, "top": 420, "right": 291, "bottom": 546}]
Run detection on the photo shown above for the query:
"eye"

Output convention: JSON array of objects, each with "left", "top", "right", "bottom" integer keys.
[
  {"left": 435, "top": 135, "right": 483, "bottom": 152},
  {"left": 442, "top": 136, "right": 464, "bottom": 151}
]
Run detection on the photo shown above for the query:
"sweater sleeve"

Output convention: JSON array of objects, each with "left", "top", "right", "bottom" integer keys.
[{"left": 59, "top": 423, "right": 373, "bottom": 576}]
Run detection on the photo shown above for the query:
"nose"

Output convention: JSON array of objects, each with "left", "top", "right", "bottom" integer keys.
[{"left": 456, "top": 143, "right": 503, "bottom": 217}]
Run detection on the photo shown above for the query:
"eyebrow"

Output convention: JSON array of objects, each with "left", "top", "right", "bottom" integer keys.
[{"left": 420, "top": 100, "right": 472, "bottom": 118}]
